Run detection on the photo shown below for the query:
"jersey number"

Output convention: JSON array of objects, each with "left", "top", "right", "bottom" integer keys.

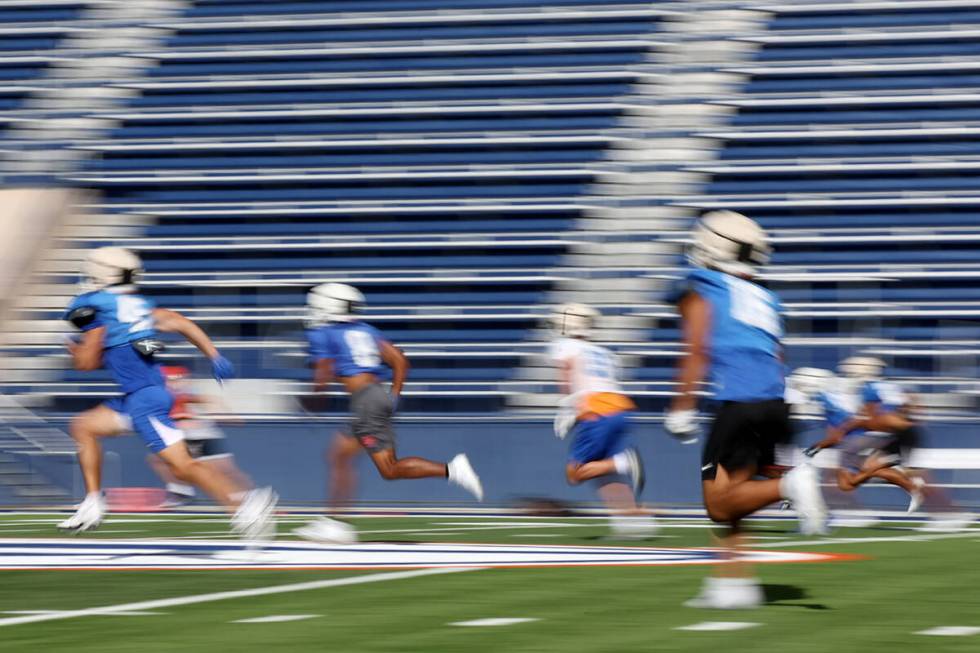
[
  {"left": 585, "top": 348, "right": 614, "bottom": 379},
  {"left": 117, "top": 296, "right": 153, "bottom": 334},
  {"left": 344, "top": 330, "right": 380, "bottom": 368},
  {"left": 726, "top": 277, "right": 781, "bottom": 338}
]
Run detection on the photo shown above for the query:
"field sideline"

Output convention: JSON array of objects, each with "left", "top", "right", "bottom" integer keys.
[{"left": 0, "top": 512, "right": 977, "bottom": 652}]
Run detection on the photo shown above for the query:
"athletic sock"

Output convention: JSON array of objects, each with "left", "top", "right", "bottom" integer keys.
[
  {"left": 612, "top": 452, "right": 630, "bottom": 475},
  {"left": 166, "top": 482, "right": 195, "bottom": 497}
]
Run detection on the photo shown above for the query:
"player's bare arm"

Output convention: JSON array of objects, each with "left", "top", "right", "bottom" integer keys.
[
  {"left": 152, "top": 308, "right": 220, "bottom": 359},
  {"left": 672, "top": 291, "right": 709, "bottom": 412},
  {"left": 313, "top": 358, "right": 335, "bottom": 394},
  {"left": 379, "top": 340, "right": 409, "bottom": 398},
  {"left": 864, "top": 401, "right": 913, "bottom": 432},
  {"left": 66, "top": 326, "right": 106, "bottom": 371}
]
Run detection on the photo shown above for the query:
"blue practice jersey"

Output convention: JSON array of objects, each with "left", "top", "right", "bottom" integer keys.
[
  {"left": 307, "top": 321, "right": 390, "bottom": 379},
  {"left": 862, "top": 380, "right": 907, "bottom": 414},
  {"left": 63, "top": 289, "right": 163, "bottom": 394},
  {"left": 670, "top": 268, "right": 785, "bottom": 402},
  {"left": 818, "top": 390, "right": 864, "bottom": 438}
]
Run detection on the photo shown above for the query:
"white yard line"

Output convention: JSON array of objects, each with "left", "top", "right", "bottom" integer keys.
[
  {"left": 753, "top": 531, "right": 979, "bottom": 548},
  {"left": 676, "top": 622, "right": 760, "bottom": 632},
  {"left": 233, "top": 614, "right": 320, "bottom": 624},
  {"left": 915, "top": 626, "right": 980, "bottom": 636},
  {"left": 0, "top": 567, "right": 481, "bottom": 628},
  {"left": 1, "top": 610, "right": 164, "bottom": 616},
  {"left": 450, "top": 618, "right": 539, "bottom": 627}
]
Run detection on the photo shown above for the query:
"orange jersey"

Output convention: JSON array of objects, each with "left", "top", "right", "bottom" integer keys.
[
  {"left": 581, "top": 391, "right": 636, "bottom": 418},
  {"left": 170, "top": 392, "right": 195, "bottom": 420}
]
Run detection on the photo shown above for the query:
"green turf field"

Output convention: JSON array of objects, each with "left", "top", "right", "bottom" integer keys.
[{"left": 0, "top": 512, "right": 977, "bottom": 652}]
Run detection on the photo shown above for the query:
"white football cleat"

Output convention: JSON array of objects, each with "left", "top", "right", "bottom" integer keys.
[
  {"left": 622, "top": 448, "right": 645, "bottom": 496},
  {"left": 448, "top": 453, "right": 484, "bottom": 501},
  {"left": 232, "top": 487, "right": 278, "bottom": 542},
  {"left": 610, "top": 514, "right": 658, "bottom": 540},
  {"left": 907, "top": 477, "right": 926, "bottom": 514},
  {"left": 684, "top": 577, "right": 763, "bottom": 610},
  {"left": 919, "top": 513, "right": 974, "bottom": 533},
  {"left": 294, "top": 517, "right": 358, "bottom": 545},
  {"left": 57, "top": 492, "right": 106, "bottom": 533},
  {"left": 780, "top": 463, "right": 828, "bottom": 536}
]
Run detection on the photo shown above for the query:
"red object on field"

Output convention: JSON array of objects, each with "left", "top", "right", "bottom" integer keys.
[{"left": 104, "top": 487, "right": 167, "bottom": 512}]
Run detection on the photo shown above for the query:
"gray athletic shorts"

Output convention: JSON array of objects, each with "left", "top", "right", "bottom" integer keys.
[
  {"left": 350, "top": 383, "right": 395, "bottom": 453},
  {"left": 840, "top": 432, "right": 897, "bottom": 473}
]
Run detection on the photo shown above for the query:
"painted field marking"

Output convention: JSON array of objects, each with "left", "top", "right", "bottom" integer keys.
[
  {"left": 1, "top": 610, "right": 164, "bottom": 616},
  {"left": 753, "top": 531, "right": 979, "bottom": 549},
  {"left": 450, "top": 618, "right": 539, "bottom": 627},
  {"left": 915, "top": 627, "right": 980, "bottom": 637},
  {"left": 0, "top": 566, "right": 480, "bottom": 628},
  {"left": 676, "top": 622, "right": 761, "bottom": 632},
  {"left": 435, "top": 522, "right": 585, "bottom": 527},
  {"left": 233, "top": 614, "right": 320, "bottom": 624}
]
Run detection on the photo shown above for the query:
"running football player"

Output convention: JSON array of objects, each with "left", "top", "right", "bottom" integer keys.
[
  {"left": 147, "top": 365, "right": 252, "bottom": 507},
  {"left": 789, "top": 367, "right": 924, "bottom": 511},
  {"left": 58, "top": 247, "right": 277, "bottom": 539},
  {"left": 666, "top": 211, "right": 827, "bottom": 610},
  {"left": 295, "top": 283, "right": 483, "bottom": 544},
  {"left": 839, "top": 357, "right": 971, "bottom": 531},
  {"left": 550, "top": 302, "right": 656, "bottom": 538}
]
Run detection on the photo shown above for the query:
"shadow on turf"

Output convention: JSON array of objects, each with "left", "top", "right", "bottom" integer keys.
[{"left": 763, "top": 584, "right": 829, "bottom": 610}]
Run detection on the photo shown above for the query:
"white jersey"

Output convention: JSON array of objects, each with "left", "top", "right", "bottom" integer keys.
[{"left": 550, "top": 337, "right": 623, "bottom": 397}]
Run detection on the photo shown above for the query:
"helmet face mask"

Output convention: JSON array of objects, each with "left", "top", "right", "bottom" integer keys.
[
  {"left": 79, "top": 247, "right": 143, "bottom": 293},
  {"left": 307, "top": 282, "right": 365, "bottom": 326},
  {"left": 550, "top": 302, "right": 599, "bottom": 339},
  {"left": 838, "top": 356, "right": 885, "bottom": 383},
  {"left": 688, "top": 210, "right": 771, "bottom": 277}
]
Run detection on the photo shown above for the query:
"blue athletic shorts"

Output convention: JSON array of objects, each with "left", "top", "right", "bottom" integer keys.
[
  {"left": 104, "top": 385, "right": 184, "bottom": 454},
  {"left": 568, "top": 411, "right": 632, "bottom": 465}
]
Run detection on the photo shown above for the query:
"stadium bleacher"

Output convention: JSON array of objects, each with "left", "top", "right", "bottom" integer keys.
[{"left": 0, "top": 0, "right": 979, "bottom": 424}]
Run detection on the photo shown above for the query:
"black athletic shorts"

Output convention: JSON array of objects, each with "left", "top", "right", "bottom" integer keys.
[
  {"left": 701, "top": 399, "right": 793, "bottom": 481},
  {"left": 185, "top": 437, "right": 229, "bottom": 460},
  {"left": 881, "top": 424, "right": 922, "bottom": 466}
]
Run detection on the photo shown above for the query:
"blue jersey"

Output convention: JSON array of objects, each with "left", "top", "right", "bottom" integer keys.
[
  {"left": 307, "top": 321, "right": 389, "bottom": 379},
  {"left": 818, "top": 390, "right": 864, "bottom": 438},
  {"left": 862, "top": 380, "right": 907, "bottom": 414},
  {"left": 670, "top": 268, "right": 785, "bottom": 402},
  {"left": 63, "top": 289, "right": 163, "bottom": 394}
]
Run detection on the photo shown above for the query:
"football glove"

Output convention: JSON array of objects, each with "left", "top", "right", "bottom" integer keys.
[
  {"left": 665, "top": 409, "right": 699, "bottom": 444},
  {"left": 553, "top": 395, "right": 578, "bottom": 440},
  {"left": 210, "top": 355, "right": 235, "bottom": 384}
]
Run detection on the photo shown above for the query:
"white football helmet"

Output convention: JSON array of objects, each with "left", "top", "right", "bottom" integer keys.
[
  {"left": 787, "top": 367, "right": 836, "bottom": 400},
  {"left": 838, "top": 356, "right": 885, "bottom": 382},
  {"left": 688, "top": 210, "right": 771, "bottom": 277},
  {"left": 79, "top": 246, "right": 142, "bottom": 292},
  {"left": 307, "top": 282, "right": 365, "bottom": 325},
  {"left": 550, "top": 302, "right": 599, "bottom": 338}
]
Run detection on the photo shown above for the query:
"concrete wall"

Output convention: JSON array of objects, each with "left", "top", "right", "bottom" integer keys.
[{"left": 27, "top": 419, "right": 980, "bottom": 510}]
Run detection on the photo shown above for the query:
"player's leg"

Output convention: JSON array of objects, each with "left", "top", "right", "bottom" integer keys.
[
  {"left": 130, "top": 386, "right": 276, "bottom": 538},
  {"left": 58, "top": 403, "right": 129, "bottom": 532},
  {"left": 703, "top": 464, "right": 782, "bottom": 524},
  {"left": 368, "top": 448, "right": 445, "bottom": 479},
  {"left": 353, "top": 384, "right": 483, "bottom": 498},
  {"left": 69, "top": 403, "right": 128, "bottom": 495},
  {"left": 328, "top": 430, "right": 360, "bottom": 507},
  {"left": 156, "top": 441, "right": 238, "bottom": 508},
  {"left": 294, "top": 431, "right": 361, "bottom": 545},
  {"left": 565, "top": 414, "right": 643, "bottom": 492}
]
